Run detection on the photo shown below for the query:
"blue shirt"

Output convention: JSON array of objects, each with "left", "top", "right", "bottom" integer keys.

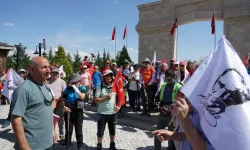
[
  {"left": 63, "top": 85, "right": 86, "bottom": 104},
  {"left": 176, "top": 109, "right": 215, "bottom": 150},
  {"left": 92, "top": 72, "right": 102, "bottom": 89}
]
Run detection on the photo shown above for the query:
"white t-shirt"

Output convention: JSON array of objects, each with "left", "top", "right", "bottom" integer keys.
[{"left": 128, "top": 72, "right": 140, "bottom": 91}]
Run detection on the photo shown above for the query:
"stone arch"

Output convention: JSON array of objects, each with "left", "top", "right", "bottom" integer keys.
[{"left": 136, "top": 0, "right": 250, "bottom": 63}]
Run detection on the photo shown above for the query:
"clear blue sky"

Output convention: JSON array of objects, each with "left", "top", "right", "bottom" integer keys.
[{"left": 0, "top": 0, "right": 223, "bottom": 63}]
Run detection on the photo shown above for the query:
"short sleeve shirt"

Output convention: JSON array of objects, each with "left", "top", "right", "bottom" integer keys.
[
  {"left": 46, "top": 78, "right": 66, "bottom": 99},
  {"left": 11, "top": 80, "right": 53, "bottom": 150},
  {"left": 63, "top": 85, "right": 86, "bottom": 104},
  {"left": 95, "top": 83, "right": 116, "bottom": 115}
]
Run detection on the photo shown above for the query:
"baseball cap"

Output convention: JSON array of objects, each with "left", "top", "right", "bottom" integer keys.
[
  {"left": 112, "top": 62, "right": 117, "bottom": 66},
  {"left": 106, "top": 60, "right": 110, "bottom": 64},
  {"left": 19, "top": 69, "right": 26, "bottom": 73},
  {"left": 51, "top": 68, "right": 59, "bottom": 73},
  {"left": 179, "top": 61, "right": 186, "bottom": 66},
  {"left": 68, "top": 74, "right": 81, "bottom": 85},
  {"left": 171, "top": 58, "right": 176, "bottom": 62},
  {"left": 103, "top": 70, "right": 113, "bottom": 76},
  {"left": 124, "top": 59, "right": 129, "bottom": 64},
  {"left": 83, "top": 65, "right": 87, "bottom": 69},
  {"left": 173, "top": 61, "right": 179, "bottom": 65}
]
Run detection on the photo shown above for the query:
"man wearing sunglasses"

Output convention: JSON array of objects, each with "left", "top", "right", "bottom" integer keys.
[{"left": 11, "top": 56, "right": 56, "bottom": 150}]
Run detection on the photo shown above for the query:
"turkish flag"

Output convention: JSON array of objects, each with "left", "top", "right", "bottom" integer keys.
[
  {"left": 211, "top": 13, "right": 215, "bottom": 34},
  {"left": 112, "top": 70, "right": 125, "bottom": 107},
  {"left": 243, "top": 55, "right": 248, "bottom": 67},
  {"left": 123, "top": 24, "right": 127, "bottom": 40},
  {"left": 111, "top": 26, "right": 116, "bottom": 41},
  {"left": 170, "top": 18, "right": 178, "bottom": 35}
]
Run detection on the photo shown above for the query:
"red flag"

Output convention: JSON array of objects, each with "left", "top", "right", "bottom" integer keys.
[
  {"left": 112, "top": 70, "right": 125, "bottom": 107},
  {"left": 211, "top": 13, "right": 215, "bottom": 34},
  {"left": 123, "top": 24, "right": 127, "bottom": 40},
  {"left": 51, "top": 62, "right": 55, "bottom": 68},
  {"left": 170, "top": 18, "right": 178, "bottom": 35},
  {"left": 244, "top": 55, "right": 249, "bottom": 67},
  {"left": 111, "top": 26, "right": 116, "bottom": 41}
]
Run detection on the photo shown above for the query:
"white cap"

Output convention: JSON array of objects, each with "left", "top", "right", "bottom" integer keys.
[
  {"left": 19, "top": 69, "right": 26, "bottom": 73},
  {"left": 83, "top": 65, "right": 87, "bottom": 69},
  {"left": 103, "top": 70, "right": 113, "bottom": 76},
  {"left": 173, "top": 61, "right": 179, "bottom": 65},
  {"left": 112, "top": 62, "right": 117, "bottom": 66},
  {"left": 144, "top": 58, "right": 150, "bottom": 63}
]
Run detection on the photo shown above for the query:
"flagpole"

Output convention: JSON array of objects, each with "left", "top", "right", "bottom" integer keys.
[
  {"left": 214, "top": 8, "right": 216, "bottom": 47},
  {"left": 174, "top": 23, "right": 178, "bottom": 60},
  {"left": 115, "top": 25, "right": 117, "bottom": 61},
  {"left": 126, "top": 23, "right": 128, "bottom": 48}
]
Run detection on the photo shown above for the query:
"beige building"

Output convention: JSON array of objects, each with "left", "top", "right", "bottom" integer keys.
[
  {"left": 0, "top": 42, "right": 14, "bottom": 70},
  {"left": 136, "top": 0, "right": 250, "bottom": 63}
]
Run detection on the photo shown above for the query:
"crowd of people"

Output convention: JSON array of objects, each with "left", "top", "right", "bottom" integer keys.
[{"left": 0, "top": 55, "right": 216, "bottom": 150}]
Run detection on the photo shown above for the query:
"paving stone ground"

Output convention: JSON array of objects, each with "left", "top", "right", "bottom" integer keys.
[{"left": 0, "top": 105, "right": 168, "bottom": 150}]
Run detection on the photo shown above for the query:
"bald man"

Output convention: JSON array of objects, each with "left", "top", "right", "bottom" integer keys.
[{"left": 11, "top": 57, "right": 56, "bottom": 150}]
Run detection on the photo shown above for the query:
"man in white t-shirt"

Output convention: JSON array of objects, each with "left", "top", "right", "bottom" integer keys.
[
  {"left": 46, "top": 67, "right": 67, "bottom": 142},
  {"left": 128, "top": 64, "right": 140, "bottom": 111}
]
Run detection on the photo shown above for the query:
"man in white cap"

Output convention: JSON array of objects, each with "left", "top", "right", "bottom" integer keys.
[{"left": 46, "top": 67, "right": 67, "bottom": 142}]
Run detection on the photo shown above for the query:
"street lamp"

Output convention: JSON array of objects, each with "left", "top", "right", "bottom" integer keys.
[
  {"left": 34, "top": 39, "right": 47, "bottom": 56},
  {"left": 13, "top": 43, "right": 25, "bottom": 71}
]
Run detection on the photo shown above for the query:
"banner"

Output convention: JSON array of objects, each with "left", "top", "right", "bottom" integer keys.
[
  {"left": 181, "top": 36, "right": 250, "bottom": 150},
  {"left": 2, "top": 69, "right": 24, "bottom": 101}
]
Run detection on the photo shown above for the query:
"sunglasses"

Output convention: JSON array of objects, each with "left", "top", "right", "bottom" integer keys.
[{"left": 37, "top": 84, "right": 54, "bottom": 106}]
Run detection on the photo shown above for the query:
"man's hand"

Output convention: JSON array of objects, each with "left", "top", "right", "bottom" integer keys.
[
  {"left": 152, "top": 130, "right": 174, "bottom": 142},
  {"left": 171, "top": 97, "right": 189, "bottom": 123},
  {"left": 104, "top": 94, "right": 112, "bottom": 101},
  {"left": 114, "top": 105, "right": 121, "bottom": 112},
  {"left": 64, "top": 106, "right": 71, "bottom": 113},
  {"left": 53, "top": 130, "right": 58, "bottom": 143}
]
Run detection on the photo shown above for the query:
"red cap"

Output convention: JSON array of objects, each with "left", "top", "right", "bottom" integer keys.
[
  {"left": 106, "top": 60, "right": 110, "bottom": 64},
  {"left": 171, "top": 58, "right": 176, "bottom": 62},
  {"left": 162, "top": 60, "right": 167, "bottom": 63},
  {"left": 180, "top": 61, "right": 186, "bottom": 66}
]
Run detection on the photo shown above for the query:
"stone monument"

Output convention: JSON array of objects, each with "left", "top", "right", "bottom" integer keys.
[{"left": 136, "top": 0, "right": 250, "bottom": 63}]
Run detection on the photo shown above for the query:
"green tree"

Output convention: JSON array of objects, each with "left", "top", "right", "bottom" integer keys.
[
  {"left": 102, "top": 49, "right": 107, "bottom": 66},
  {"left": 73, "top": 50, "right": 82, "bottom": 73},
  {"left": 67, "top": 52, "right": 73, "bottom": 65},
  {"left": 53, "top": 45, "right": 73, "bottom": 80},
  {"left": 6, "top": 55, "right": 15, "bottom": 70},
  {"left": 116, "top": 45, "right": 132, "bottom": 67},
  {"left": 107, "top": 51, "right": 111, "bottom": 62},
  {"left": 95, "top": 51, "right": 103, "bottom": 67},
  {"left": 48, "top": 47, "right": 54, "bottom": 63}
]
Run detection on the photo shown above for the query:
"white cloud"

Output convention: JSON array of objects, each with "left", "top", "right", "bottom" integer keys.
[{"left": 4, "top": 22, "right": 14, "bottom": 26}]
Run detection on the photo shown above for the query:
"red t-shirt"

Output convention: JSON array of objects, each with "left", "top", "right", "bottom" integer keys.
[
  {"left": 88, "top": 66, "right": 94, "bottom": 78},
  {"left": 188, "top": 68, "right": 195, "bottom": 76}
]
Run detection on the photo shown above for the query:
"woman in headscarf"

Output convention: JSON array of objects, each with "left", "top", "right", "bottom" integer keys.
[
  {"left": 63, "top": 74, "right": 86, "bottom": 150},
  {"left": 177, "top": 62, "right": 190, "bottom": 84}
]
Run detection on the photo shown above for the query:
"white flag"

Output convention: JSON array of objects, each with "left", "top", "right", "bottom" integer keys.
[
  {"left": 181, "top": 36, "right": 250, "bottom": 150},
  {"left": 58, "top": 65, "right": 66, "bottom": 78},
  {"left": 2, "top": 69, "right": 24, "bottom": 101}
]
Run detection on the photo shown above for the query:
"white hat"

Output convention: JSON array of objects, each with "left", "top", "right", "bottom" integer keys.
[
  {"left": 173, "top": 61, "right": 179, "bottom": 65},
  {"left": 112, "top": 62, "right": 117, "bottom": 66},
  {"left": 18, "top": 69, "right": 26, "bottom": 73},
  {"left": 83, "top": 65, "right": 87, "bottom": 69},
  {"left": 103, "top": 70, "right": 113, "bottom": 76},
  {"left": 143, "top": 58, "right": 150, "bottom": 63}
]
